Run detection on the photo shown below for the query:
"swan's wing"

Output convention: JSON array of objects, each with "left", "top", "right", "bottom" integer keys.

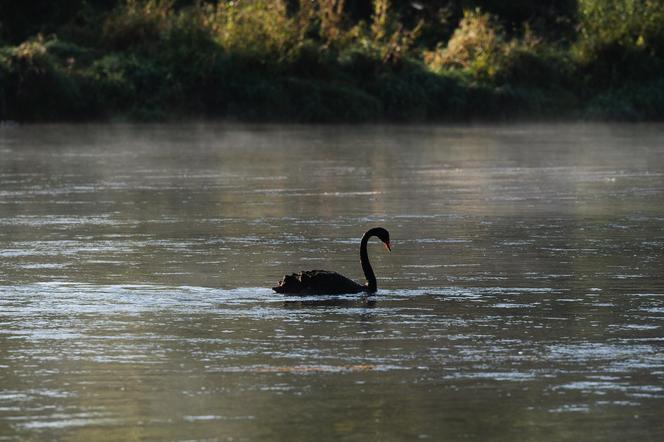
[{"left": 273, "top": 270, "right": 364, "bottom": 295}]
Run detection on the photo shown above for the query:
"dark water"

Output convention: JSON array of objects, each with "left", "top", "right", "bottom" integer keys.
[{"left": 0, "top": 123, "right": 663, "bottom": 440}]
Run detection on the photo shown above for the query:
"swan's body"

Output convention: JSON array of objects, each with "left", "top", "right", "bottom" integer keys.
[
  {"left": 273, "top": 270, "right": 365, "bottom": 295},
  {"left": 272, "top": 227, "right": 391, "bottom": 295}
]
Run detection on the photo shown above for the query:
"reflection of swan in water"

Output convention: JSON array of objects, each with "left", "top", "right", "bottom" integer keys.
[
  {"left": 283, "top": 298, "right": 377, "bottom": 309},
  {"left": 273, "top": 227, "right": 391, "bottom": 295}
]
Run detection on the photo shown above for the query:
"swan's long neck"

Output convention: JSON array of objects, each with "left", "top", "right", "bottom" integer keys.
[{"left": 360, "top": 232, "right": 377, "bottom": 293}]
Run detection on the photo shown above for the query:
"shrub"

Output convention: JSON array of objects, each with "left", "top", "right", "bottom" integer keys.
[
  {"left": 1, "top": 36, "right": 86, "bottom": 120},
  {"left": 203, "top": 0, "right": 297, "bottom": 59},
  {"left": 584, "top": 78, "right": 664, "bottom": 121},
  {"left": 280, "top": 78, "right": 382, "bottom": 121},
  {"left": 573, "top": 0, "right": 664, "bottom": 93},
  {"left": 577, "top": 0, "right": 664, "bottom": 58},
  {"left": 368, "top": 0, "right": 422, "bottom": 65},
  {"left": 424, "top": 9, "right": 504, "bottom": 76}
]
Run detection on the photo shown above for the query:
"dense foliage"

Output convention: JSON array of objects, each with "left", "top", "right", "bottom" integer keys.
[{"left": 1, "top": 0, "right": 662, "bottom": 121}]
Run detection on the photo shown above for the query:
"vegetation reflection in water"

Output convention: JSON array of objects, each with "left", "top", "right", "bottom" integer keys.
[{"left": 0, "top": 123, "right": 663, "bottom": 440}]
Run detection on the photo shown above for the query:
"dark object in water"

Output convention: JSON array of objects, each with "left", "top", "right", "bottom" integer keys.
[{"left": 273, "top": 227, "right": 391, "bottom": 295}]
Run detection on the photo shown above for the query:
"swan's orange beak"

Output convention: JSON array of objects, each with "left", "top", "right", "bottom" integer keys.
[{"left": 384, "top": 241, "right": 391, "bottom": 252}]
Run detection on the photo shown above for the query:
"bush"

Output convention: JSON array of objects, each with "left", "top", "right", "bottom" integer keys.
[
  {"left": 102, "top": 0, "right": 176, "bottom": 51},
  {"left": 575, "top": 0, "right": 664, "bottom": 85},
  {"left": 424, "top": 9, "right": 508, "bottom": 78},
  {"left": 584, "top": 78, "right": 664, "bottom": 121},
  {"left": 280, "top": 78, "right": 382, "bottom": 121},
  {"left": 1, "top": 37, "right": 87, "bottom": 120},
  {"left": 577, "top": 0, "right": 664, "bottom": 58},
  {"left": 203, "top": 0, "right": 298, "bottom": 59}
]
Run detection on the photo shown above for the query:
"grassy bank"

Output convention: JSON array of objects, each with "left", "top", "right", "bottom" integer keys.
[{"left": 1, "top": 0, "right": 663, "bottom": 122}]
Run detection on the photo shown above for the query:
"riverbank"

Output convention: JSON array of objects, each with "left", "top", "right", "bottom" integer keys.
[{"left": 1, "top": 1, "right": 663, "bottom": 122}]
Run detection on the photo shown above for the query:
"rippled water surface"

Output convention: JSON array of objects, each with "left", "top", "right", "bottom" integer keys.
[{"left": 1, "top": 123, "right": 663, "bottom": 440}]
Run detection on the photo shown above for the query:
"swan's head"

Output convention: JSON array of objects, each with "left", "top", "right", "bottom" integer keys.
[{"left": 370, "top": 227, "right": 391, "bottom": 252}]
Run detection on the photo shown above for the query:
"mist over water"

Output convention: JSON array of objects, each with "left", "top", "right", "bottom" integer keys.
[{"left": 1, "top": 123, "right": 663, "bottom": 440}]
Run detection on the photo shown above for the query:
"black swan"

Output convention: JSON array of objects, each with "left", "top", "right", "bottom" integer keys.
[{"left": 273, "top": 227, "right": 391, "bottom": 295}]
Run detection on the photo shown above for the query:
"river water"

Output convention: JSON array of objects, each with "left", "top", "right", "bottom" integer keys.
[{"left": 0, "top": 123, "right": 663, "bottom": 440}]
